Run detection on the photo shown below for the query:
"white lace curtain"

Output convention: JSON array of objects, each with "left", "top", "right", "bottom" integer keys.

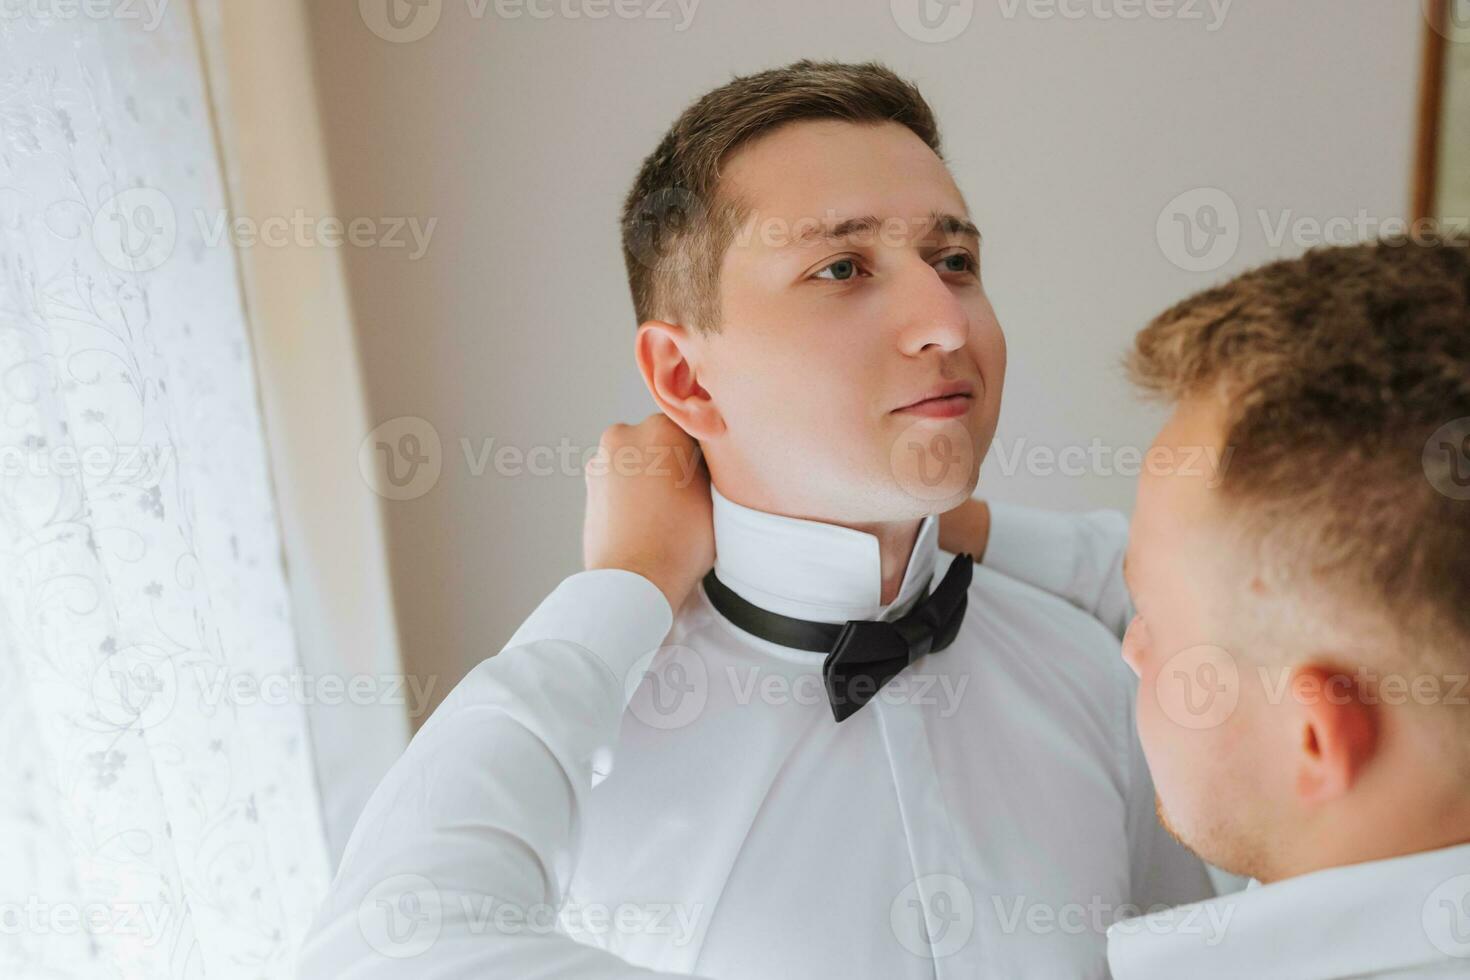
[{"left": 1, "top": 5, "right": 330, "bottom": 977}]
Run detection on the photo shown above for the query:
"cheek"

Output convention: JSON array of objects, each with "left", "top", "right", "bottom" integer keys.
[
  {"left": 1134, "top": 642, "right": 1253, "bottom": 811},
  {"left": 715, "top": 333, "right": 840, "bottom": 417},
  {"left": 1144, "top": 640, "right": 1242, "bottom": 735},
  {"left": 1120, "top": 617, "right": 1147, "bottom": 676},
  {"left": 1133, "top": 661, "right": 1172, "bottom": 765},
  {"left": 968, "top": 300, "right": 1007, "bottom": 377},
  {"left": 726, "top": 341, "right": 883, "bottom": 472},
  {"left": 1134, "top": 675, "right": 1225, "bottom": 820}
]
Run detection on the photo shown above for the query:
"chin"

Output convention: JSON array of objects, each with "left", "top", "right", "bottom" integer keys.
[
  {"left": 809, "top": 481, "right": 964, "bottom": 525},
  {"left": 1155, "top": 793, "right": 1268, "bottom": 881},
  {"left": 886, "top": 416, "right": 983, "bottom": 508},
  {"left": 1154, "top": 794, "right": 1189, "bottom": 849}
]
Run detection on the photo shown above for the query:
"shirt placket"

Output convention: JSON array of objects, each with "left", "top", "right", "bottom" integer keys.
[{"left": 872, "top": 697, "right": 988, "bottom": 980}]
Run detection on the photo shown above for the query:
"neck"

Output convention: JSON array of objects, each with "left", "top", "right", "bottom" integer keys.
[
  {"left": 1260, "top": 788, "right": 1470, "bottom": 885},
  {"left": 838, "top": 517, "right": 923, "bottom": 606}
]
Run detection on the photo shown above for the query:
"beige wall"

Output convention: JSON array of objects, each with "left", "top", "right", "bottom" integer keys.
[{"left": 302, "top": 0, "right": 1423, "bottom": 717}]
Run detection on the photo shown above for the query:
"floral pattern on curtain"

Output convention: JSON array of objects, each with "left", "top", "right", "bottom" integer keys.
[{"left": 0, "top": 5, "right": 329, "bottom": 977}]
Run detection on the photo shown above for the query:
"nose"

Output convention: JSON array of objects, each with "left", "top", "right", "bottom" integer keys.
[
  {"left": 892, "top": 258, "right": 970, "bottom": 356},
  {"left": 1121, "top": 615, "right": 1147, "bottom": 679}
]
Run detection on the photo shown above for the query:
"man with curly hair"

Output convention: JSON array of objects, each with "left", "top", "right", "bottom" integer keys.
[{"left": 944, "top": 234, "right": 1470, "bottom": 977}]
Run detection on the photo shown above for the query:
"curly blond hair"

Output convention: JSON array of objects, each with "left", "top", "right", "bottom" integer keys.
[{"left": 1129, "top": 236, "right": 1470, "bottom": 743}]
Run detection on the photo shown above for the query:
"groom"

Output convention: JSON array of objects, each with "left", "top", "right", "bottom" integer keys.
[{"left": 299, "top": 59, "right": 1209, "bottom": 977}]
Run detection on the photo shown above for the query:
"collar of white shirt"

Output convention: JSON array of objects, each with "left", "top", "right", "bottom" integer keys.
[
  {"left": 708, "top": 482, "right": 940, "bottom": 625},
  {"left": 1107, "top": 840, "right": 1470, "bottom": 979}
]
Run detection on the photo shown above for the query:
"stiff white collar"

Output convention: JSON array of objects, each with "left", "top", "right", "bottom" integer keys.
[
  {"left": 1107, "top": 840, "right": 1470, "bottom": 979},
  {"left": 708, "top": 482, "right": 940, "bottom": 625}
]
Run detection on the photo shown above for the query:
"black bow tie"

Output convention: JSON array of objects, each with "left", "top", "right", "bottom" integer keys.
[{"left": 700, "top": 553, "right": 974, "bottom": 722}]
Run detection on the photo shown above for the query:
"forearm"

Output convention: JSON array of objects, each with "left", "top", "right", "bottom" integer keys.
[{"left": 298, "top": 570, "right": 703, "bottom": 979}]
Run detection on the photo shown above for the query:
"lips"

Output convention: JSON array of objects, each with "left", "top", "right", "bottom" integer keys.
[
  {"left": 895, "top": 394, "right": 973, "bottom": 419},
  {"left": 893, "top": 380, "right": 976, "bottom": 413}
]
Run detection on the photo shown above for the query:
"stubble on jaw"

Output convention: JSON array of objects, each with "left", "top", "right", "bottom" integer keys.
[
  {"left": 1155, "top": 793, "right": 1272, "bottom": 883},
  {"left": 1155, "top": 794, "right": 1189, "bottom": 851}
]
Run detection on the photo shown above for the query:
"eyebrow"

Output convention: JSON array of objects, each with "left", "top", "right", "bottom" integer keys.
[{"left": 785, "top": 210, "right": 981, "bottom": 250}]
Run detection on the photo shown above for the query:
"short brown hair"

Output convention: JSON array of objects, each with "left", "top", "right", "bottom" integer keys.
[
  {"left": 1128, "top": 236, "right": 1470, "bottom": 681},
  {"left": 619, "top": 60, "right": 942, "bottom": 334}
]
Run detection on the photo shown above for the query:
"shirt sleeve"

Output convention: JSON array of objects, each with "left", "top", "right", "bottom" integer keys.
[
  {"left": 983, "top": 500, "right": 1136, "bottom": 640},
  {"left": 296, "top": 568, "right": 708, "bottom": 979}
]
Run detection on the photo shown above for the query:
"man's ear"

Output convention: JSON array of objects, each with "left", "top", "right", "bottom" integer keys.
[
  {"left": 1289, "top": 662, "right": 1380, "bottom": 805},
  {"left": 635, "top": 319, "right": 724, "bottom": 440}
]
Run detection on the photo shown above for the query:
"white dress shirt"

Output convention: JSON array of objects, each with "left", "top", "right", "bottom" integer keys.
[
  {"left": 299, "top": 490, "right": 1211, "bottom": 978},
  {"left": 981, "top": 502, "right": 1470, "bottom": 980},
  {"left": 981, "top": 501, "right": 1136, "bottom": 641},
  {"left": 1104, "top": 843, "right": 1470, "bottom": 979}
]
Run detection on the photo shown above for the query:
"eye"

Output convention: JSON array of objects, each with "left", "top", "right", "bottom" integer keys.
[
  {"left": 933, "top": 251, "right": 978, "bottom": 276},
  {"left": 812, "top": 257, "right": 864, "bottom": 281}
]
